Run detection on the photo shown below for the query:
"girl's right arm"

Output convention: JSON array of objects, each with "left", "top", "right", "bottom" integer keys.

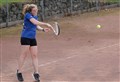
[{"left": 30, "top": 18, "right": 52, "bottom": 28}]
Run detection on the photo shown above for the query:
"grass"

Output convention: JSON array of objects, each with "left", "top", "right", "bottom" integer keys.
[
  {"left": 0, "top": 24, "right": 22, "bottom": 37},
  {"left": 0, "top": 7, "right": 119, "bottom": 37},
  {"left": 83, "top": 7, "right": 120, "bottom": 17}
]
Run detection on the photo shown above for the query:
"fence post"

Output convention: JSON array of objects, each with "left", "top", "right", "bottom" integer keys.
[
  {"left": 6, "top": 0, "right": 9, "bottom": 27},
  {"left": 96, "top": 0, "right": 100, "bottom": 11},
  {"left": 40, "top": 0, "right": 44, "bottom": 21},
  {"left": 70, "top": 0, "right": 73, "bottom": 14},
  {"left": 80, "top": 0, "right": 83, "bottom": 14}
]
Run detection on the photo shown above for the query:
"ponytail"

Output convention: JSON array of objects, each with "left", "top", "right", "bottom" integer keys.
[{"left": 22, "top": 4, "right": 30, "bottom": 15}]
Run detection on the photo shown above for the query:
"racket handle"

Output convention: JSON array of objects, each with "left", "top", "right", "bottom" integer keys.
[{"left": 55, "top": 22, "right": 58, "bottom": 24}]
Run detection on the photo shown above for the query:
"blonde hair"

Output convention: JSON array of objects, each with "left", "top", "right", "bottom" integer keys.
[{"left": 22, "top": 4, "right": 38, "bottom": 15}]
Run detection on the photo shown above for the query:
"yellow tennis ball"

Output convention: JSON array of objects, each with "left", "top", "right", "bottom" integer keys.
[{"left": 96, "top": 25, "right": 101, "bottom": 29}]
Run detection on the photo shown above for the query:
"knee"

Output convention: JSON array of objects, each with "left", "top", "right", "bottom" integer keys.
[
  {"left": 21, "top": 51, "right": 28, "bottom": 58},
  {"left": 32, "top": 53, "right": 37, "bottom": 58}
]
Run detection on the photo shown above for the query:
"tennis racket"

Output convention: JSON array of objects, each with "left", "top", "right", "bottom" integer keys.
[{"left": 51, "top": 22, "right": 60, "bottom": 36}]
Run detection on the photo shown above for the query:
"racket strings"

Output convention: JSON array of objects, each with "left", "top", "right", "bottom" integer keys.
[
  {"left": 51, "top": 22, "right": 60, "bottom": 36},
  {"left": 53, "top": 23, "right": 59, "bottom": 35}
]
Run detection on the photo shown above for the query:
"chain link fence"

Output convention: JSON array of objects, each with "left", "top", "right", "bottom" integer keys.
[{"left": 0, "top": 0, "right": 119, "bottom": 28}]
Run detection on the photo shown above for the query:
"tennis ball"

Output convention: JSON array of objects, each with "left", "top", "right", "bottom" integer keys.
[{"left": 96, "top": 25, "right": 101, "bottom": 29}]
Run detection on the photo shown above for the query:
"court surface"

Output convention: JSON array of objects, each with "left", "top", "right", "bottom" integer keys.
[{"left": 0, "top": 8, "right": 120, "bottom": 82}]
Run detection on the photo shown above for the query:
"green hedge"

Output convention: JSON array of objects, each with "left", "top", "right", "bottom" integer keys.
[
  {"left": 0, "top": 0, "right": 26, "bottom": 6},
  {"left": 107, "top": 0, "right": 120, "bottom": 2}
]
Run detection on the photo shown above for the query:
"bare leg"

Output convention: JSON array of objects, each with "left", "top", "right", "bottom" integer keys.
[
  {"left": 18, "top": 46, "right": 30, "bottom": 72},
  {"left": 30, "top": 46, "right": 38, "bottom": 73}
]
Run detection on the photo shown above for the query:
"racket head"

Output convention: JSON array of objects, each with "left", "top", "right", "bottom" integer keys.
[{"left": 52, "top": 22, "right": 60, "bottom": 36}]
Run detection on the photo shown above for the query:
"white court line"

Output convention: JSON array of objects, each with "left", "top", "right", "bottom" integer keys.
[
  {"left": 23, "top": 80, "right": 119, "bottom": 82},
  {"left": 0, "top": 43, "right": 119, "bottom": 78}
]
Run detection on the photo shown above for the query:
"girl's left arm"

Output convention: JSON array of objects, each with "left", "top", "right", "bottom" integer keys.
[
  {"left": 37, "top": 25, "right": 44, "bottom": 31},
  {"left": 37, "top": 25, "right": 50, "bottom": 32}
]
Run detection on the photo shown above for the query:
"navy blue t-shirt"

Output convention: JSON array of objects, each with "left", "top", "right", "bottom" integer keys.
[{"left": 21, "top": 13, "right": 38, "bottom": 39}]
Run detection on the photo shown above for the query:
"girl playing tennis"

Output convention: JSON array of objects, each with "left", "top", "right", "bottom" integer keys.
[{"left": 17, "top": 4, "right": 52, "bottom": 82}]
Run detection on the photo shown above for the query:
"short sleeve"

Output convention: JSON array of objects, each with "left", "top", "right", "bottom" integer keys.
[
  {"left": 34, "top": 16, "right": 38, "bottom": 20},
  {"left": 25, "top": 13, "right": 33, "bottom": 20}
]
